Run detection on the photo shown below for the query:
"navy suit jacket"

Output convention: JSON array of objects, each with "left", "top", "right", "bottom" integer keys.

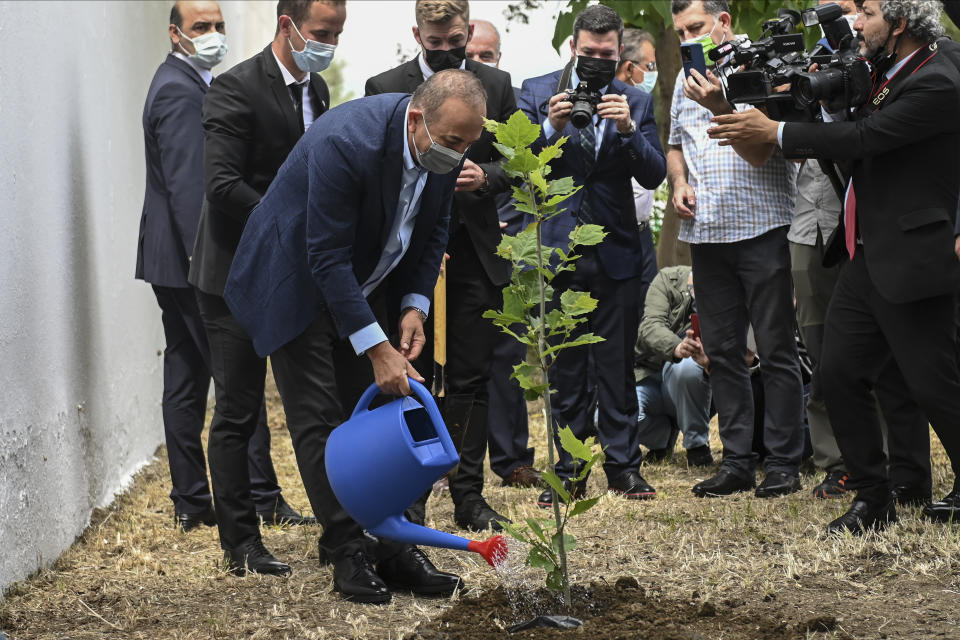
[
  {"left": 136, "top": 54, "right": 208, "bottom": 287},
  {"left": 224, "top": 94, "right": 457, "bottom": 357},
  {"left": 518, "top": 71, "right": 665, "bottom": 280}
]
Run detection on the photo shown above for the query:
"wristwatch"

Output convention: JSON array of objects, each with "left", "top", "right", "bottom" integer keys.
[
  {"left": 618, "top": 119, "right": 637, "bottom": 138},
  {"left": 403, "top": 306, "right": 428, "bottom": 322}
]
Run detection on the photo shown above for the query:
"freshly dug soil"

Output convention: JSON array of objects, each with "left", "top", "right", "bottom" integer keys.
[{"left": 408, "top": 577, "right": 810, "bottom": 640}]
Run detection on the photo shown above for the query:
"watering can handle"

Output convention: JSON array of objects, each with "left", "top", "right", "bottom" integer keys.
[{"left": 350, "top": 378, "right": 458, "bottom": 458}]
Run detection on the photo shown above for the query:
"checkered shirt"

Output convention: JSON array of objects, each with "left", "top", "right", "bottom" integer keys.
[{"left": 669, "top": 71, "right": 797, "bottom": 244}]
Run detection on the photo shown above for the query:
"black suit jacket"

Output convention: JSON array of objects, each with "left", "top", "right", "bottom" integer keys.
[
  {"left": 189, "top": 44, "right": 330, "bottom": 295},
  {"left": 782, "top": 43, "right": 960, "bottom": 304},
  {"left": 364, "top": 57, "right": 515, "bottom": 286},
  {"left": 136, "top": 54, "right": 209, "bottom": 288}
]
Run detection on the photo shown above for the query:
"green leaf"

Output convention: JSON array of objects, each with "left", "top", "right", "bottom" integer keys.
[
  {"left": 528, "top": 547, "right": 558, "bottom": 571},
  {"left": 511, "top": 361, "right": 541, "bottom": 393},
  {"left": 525, "top": 518, "right": 549, "bottom": 544},
  {"left": 538, "top": 141, "right": 564, "bottom": 166},
  {"left": 546, "top": 175, "right": 577, "bottom": 196},
  {"left": 523, "top": 387, "right": 547, "bottom": 402},
  {"left": 560, "top": 289, "right": 598, "bottom": 317},
  {"left": 551, "top": 531, "right": 577, "bottom": 553},
  {"left": 530, "top": 169, "right": 548, "bottom": 195},
  {"left": 546, "top": 568, "right": 564, "bottom": 591},
  {"left": 492, "top": 142, "right": 516, "bottom": 160},
  {"left": 496, "top": 110, "right": 542, "bottom": 148},
  {"left": 558, "top": 425, "right": 595, "bottom": 463},
  {"left": 569, "top": 495, "right": 601, "bottom": 517},
  {"left": 505, "top": 147, "right": 540, "bottom": 175},
  {"left": 541, "top": 470, "right": 571, "bottom": 504},
  {"left": 502, "top": 287, "right": 527, "bottom": 322},
  {"left": 482, "top": 117, "right": 500, "bottom": 134},
  {"left": 572, "top": 451, "right": 602, "bottom": 483},
  {"left": 499, "top": 520, "right": 531, "bottom": 545},
  {"left": 568, "top": 223, "right": 607, "bottom": 248}
]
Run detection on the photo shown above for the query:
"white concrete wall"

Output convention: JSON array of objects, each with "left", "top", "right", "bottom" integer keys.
[{"left": 0, "top": 0, "right": 274, "bottom": 594}]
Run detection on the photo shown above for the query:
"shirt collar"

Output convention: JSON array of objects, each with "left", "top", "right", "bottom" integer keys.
[
  {"left": 172, "top": 51, "right": 213, "bottom": 86},
  {"left": 402, "top": 104, "right": 419, "bottom": 173},
  {"left": 569, "top": 66, "right": 609, "bottom": 95},
  {"left": 272, "top": 48, "right": 310, "bottom": 87},
  {"left": 886, "top": 46, "right": 923, "bottom": 79},
  {"left": 417, "top": 52, "right": 466, "bottom": 80}
]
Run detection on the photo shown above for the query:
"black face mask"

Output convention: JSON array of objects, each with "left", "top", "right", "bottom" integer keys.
[
  {"left": 575, "top": 55, "right": 618, "bottom": 90},
  {"left": 423, "top": 45, "right": 467, "bottom": 72}
]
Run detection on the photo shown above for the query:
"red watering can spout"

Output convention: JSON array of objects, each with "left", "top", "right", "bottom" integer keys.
[{"left": 468, "top": 535, "right": 508, "bottom": 567}]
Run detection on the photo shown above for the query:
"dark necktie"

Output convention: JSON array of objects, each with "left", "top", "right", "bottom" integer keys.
[
  {"left": 289, "top": 83, "right": 304, "bottom": 134},
  {"left": 578, "top": 119, "right": 596, "bottom": 223}
]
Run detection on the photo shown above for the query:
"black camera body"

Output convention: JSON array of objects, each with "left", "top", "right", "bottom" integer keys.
[
  {"left": 715, "top": 5, "right": 872, "bottom": 121},
  {"left": 565, "top": 82, "right": 602, "bottom": 129}
]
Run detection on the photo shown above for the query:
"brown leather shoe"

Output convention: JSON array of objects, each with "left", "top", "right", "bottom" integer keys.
[{"left": 502, "top": 465, "right": 542, "bottom": 488}]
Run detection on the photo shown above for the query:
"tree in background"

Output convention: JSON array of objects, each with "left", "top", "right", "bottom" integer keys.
[{"left": 320, "top": 58, "right": 355, "bottom": 107}]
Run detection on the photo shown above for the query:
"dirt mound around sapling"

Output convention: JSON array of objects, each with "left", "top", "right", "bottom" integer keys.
[{"left": 408, "top": 577, "right": 805, "bottom": 640}]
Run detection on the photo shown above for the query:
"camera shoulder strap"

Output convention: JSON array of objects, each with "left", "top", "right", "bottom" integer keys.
[{"left": 557, "top": 59, "right": 575, "bottom": 94}]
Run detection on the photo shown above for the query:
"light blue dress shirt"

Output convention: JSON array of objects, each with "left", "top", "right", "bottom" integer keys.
[
  {"left": 348, "top": 106, "right": 431, "bottom": 355},
  {"left": 542, "top": 66, "right": 610, "bottom": 157}
]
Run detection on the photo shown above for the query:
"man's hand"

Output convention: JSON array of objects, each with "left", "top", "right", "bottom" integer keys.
[
  {"left": 597, "top": 93, "right": 633, "bottom": 134},
  {"left": 547, "top": 91, "right": 573, "bottom": 132},
  {"left": 398, "top": 308, "right": 427, "bottom": 361},
  {"left": 683, "top": 69, "right": 732, "bottom": 116},
  {"left": 367, "top": 341, "right": 424, "bottom": 397},
  {"left": 955, "top": 235, "right": 960, "bottom": 260},
  {"left": 672, "top": 181, "right": 697, "bottom": 219},
  {"left": 707, "top": 109, "right": 779, "bottom": 147},
  {"left": 456, "top": 158, "right": 487, "bottom": 192},
  {"left": 673, "top": 330, "right": 702, "bottom": 359}
]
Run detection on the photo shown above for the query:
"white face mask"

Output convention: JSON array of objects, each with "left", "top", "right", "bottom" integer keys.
[
  {"left": 177, "top": 27, "right": 228, "bottom": 69},
  {"left": 289, "top": 21, "right": 336, "bottom": 73}
]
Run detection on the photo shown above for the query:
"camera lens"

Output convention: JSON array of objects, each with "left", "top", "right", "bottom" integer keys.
[{"left": 570, "top": 100, "right": 595, "bottom": 129}]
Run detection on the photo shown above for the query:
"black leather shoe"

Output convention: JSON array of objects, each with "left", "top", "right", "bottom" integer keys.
[
  {"left": 922, "top": 479, "right": 960, "bottom": 523},
  {"left": 755, "top": 471, "right": 802, "bottom": 498},
  {"left": 224, "top": 539, "right": 291, "bottom": 576},
  {"left": 257, "top": 497, "right": 317, "bottom": 526},
  {"left": 332, "top": 550, "right": 391, "bottom": 603},
  {"left": 454, "top": 499, "right": 511, "bottom": 532},
  {"left": 692, "top": 470, "right": 755, "bottom": 497},
  {"left": 376, "top": 546, "right": 463, "bottom": 597},
  {"left": 890, "top": 484, "right": 932, "bottom": 508},
  {"left": 686, "top": 445, "right": 714, "bottom": 468},
  {"left": 174, "top": 506, "right": 216, "bottom": 532},
  {"left": 607, "top": 470, "right": 656, "bottom": 500},
  {"left": 537, "top": 479, "right": 586, "bottom": 509},
  {"left": 827, "top": 499, "right": 897, "bottom": 535},
  {"left": 645, "top": 447, "right": 672, "bottom": 463}
]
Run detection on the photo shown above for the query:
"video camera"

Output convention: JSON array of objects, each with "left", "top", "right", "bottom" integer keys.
[{"left": 710, "top": 4, "right": 872, "bottom": 121}]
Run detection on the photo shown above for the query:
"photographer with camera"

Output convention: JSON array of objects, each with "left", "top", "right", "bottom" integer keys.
[
  {"left": 709, "top": 0, "right": 960, "bottom": 534},
  {"left": 518, "top": 4, "right": 665, "bottom": 506},
  {"left": 668, "top": 0, "right": 805, "bottom": 500}
]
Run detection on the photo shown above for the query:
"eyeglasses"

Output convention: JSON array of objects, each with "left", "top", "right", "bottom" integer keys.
[{"left": 629, "top": 60, "right": 657, "bottom": 72}]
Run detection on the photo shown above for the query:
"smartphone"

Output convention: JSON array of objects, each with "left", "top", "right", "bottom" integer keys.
[
  {"left": 680, "top": 42, "right": 707, "bottom": 79},
  {"left": 690, "top": 313, "right": 701, "bottom": 340}
]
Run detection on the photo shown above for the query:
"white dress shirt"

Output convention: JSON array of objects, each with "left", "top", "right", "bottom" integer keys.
[{"left": 272, "top": 49, "right": 317, "bottom": 130}]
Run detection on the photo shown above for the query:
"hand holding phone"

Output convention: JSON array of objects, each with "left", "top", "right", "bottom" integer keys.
[
  {"left": 680, "top": 42, "right": 707, "bottom": 79},
  {"left": 690, "top": 313, "right": 701, "bottom": 340}
]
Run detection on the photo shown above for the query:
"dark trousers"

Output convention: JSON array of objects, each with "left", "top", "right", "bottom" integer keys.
[
  {"left": 487, "top": 329, "right": 534, "bottom": 479},
  {"left": 194, "top": 289, "right": 284, "bottom": 550},
  {"left": 154, "top": 285, "right": 280, "bottom": 516},
  {"left": 269, "top": 292, "right": 405, "bottom": 561},
  {"left": 552, "top": 247, "right": 642, "bottom": 480},
  {"left": 821, "top": 250, "right": 959, "bottom": 505},
  {"left": 690, "top": 226, "right": 805, "bottom": 478},
  {"left": 637, "top": 222, "right": 659, "bottom": 313}
]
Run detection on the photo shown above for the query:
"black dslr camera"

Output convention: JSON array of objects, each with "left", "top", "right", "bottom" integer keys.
[
  {"left": 789, "top": 4, "right": 872, "bottom": 112},
  {"left": 565, "top": 82, "right": 602, "bottom": 129}
]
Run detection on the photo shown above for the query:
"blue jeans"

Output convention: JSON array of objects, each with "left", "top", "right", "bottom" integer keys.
[{"left": 636, "top": 358, "right": 712, "bottom": 451}]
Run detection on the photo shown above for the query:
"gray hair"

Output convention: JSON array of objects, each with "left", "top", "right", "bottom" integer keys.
[
  {"left": 670, "top": 0, "right": 730, "bottom": 16},
  {"left": 880, "top": 0, "right": 945, "bottom": 42},
  {"left": 619, "top": 28, "right": 655, "bottom": 70},
  {"left": 410, "top": 69, "right": 487, "bottom": 121}
]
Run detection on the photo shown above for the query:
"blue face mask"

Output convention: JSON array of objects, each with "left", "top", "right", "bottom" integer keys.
[
  {"left": 638, "top": 70, "right": 658, "bottom": 93},
  {"left": 289, "top": 22, "right": 336, "bottom": 73}
]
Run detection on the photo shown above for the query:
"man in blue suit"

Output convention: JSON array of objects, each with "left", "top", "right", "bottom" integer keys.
[
  {"left": 224, "top": 70, "right": 486, "bottom": 603},
  {"left": 135, "top": 0, "right": 297, "bottom": 533},
  {"left": 518, "top": 4, "right": 666, "bottom": 507}
]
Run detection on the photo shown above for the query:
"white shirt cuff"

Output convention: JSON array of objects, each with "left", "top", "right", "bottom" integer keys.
[
  {"left": 777, "top": 121, "right": 785, "bottom": 148},
  {"left": 542, "top": 120, "right": 557, "bottom": 141},
  {"left": 401, "top": 293, "right": 431, "bottom": 317},
  {"left": 349, "top": 323, "right": 388, "bottom": 356}
]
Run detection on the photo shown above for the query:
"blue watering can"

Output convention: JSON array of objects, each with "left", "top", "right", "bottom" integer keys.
[{"left": 325, "top": 378, "right": 506, "bottom": 566}]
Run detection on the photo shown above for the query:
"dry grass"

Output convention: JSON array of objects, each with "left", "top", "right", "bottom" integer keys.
[{"left": 3, "top": 376, "right": 960, "bottom": 639}]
